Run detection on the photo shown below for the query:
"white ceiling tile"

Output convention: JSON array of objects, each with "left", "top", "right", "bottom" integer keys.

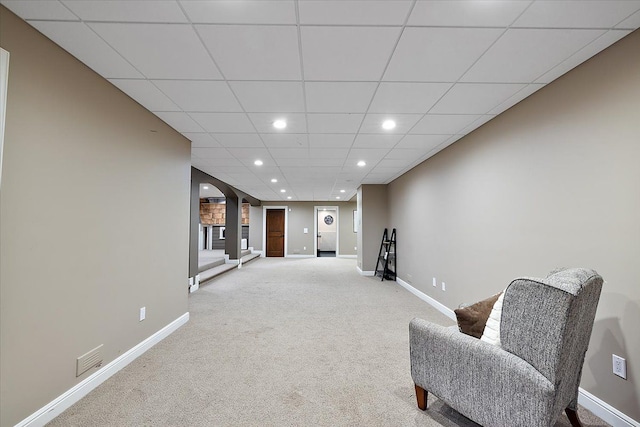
[
  {"left": 352, "top": 134, "right": 403, "bottom": 149},
  {"left": 309, "top": 158, "right": 346, "bottom": 167},
  {"left": 308, "top": 148, "right": 351, "bottom": 159},
  {"left": 182, "top": 132, "right": 221, "bottom": 148},
  {"left": 374, "top": 158, "right": 411, "bottom": 168},
  {"left": 430, "top": 83, "right": 526, "bottom": 114},
  {"left": 513, "top": 1, "right": 640, "bottom": 28},
  {"left": 192, "top": 147, "right": 234, "bottom": 159},
  {"left": 461, "top": 29, "right": 606, "bottom": 83},
  {"left": 359, "top": 114, "right": 423, "bottom": 134},
  {"left": 458, "top": 115, "right": 496, "bottom": 135},
  {"left": 28, "top": 21, "right": 143, "bottom": 79},
  {"left": 261, "top": 134, "right": 309, "bottom": 148},
  {"left": 190, "top": 113, "right": 255, "bottom": 133},
  {"left": 248, "top": 113, "right": 307, "bottom": 133},
  {"left": 299, "top": 0, "right": 412, "bottom": 25},
  {"left": 155, "top": 112, "right": 205, "bottom": 132},
  {"left": 2, "top": 0, "right": 78, "bottom": 20},
  {"left": 229, "top": 81, "right": 305, "bottom": 113},
  {"left": 89, "top": 23, "right": 221, "bottom": 79},
  {"left": 212, "top": 133, "right": 265, "bottom": 148},
  {"left": 153, "top": 80, "right": 242, "bottom": 112},
  {"left": 383, "top": 149, "right": 425, "bottom": 160},
  {"left": 305, "top": 82, "right": 377, "bottom": 113},
  {"left": 62, "top": 1, "right": 188, "bottom": 23},
  {"left": 268, "top": 148, "right": 309, "bottom": 159},
  {"left": 181, "top": 0, "right": 296, "bottom": 24},
  {"left": 277, "top": 158, "right": 311, "bottom": 167},
  {"left": 307, "top": 114, "right": 364, "bottom": 134},
  {"left": 617, "top": 9, "right": 640, "bottom": 28},
  {"left": 408, "top": 0, "right": 530, "bottom": 27},
  {"left": 226, "top": 147, "right": 271, "bottom": 160},
  {"left": 346, "top": 148, "right": 390, "bottom": 162},
  {"left": 395, "top": 134, "right": 451, "bottom": 150},
  {"left": 108, "top": 79, "right": 179, "bottom": 111},
  {"left": 384, "top": 27, "right": 503, "bottom": 82},
  {"left": 194, "top": 157, "right": 244, "bottom": 167},
  {"left": 369, "top": 82, "right": 452, "bottom": 113},
  {"left": 301, "top": 26, "right": 401, "bottom": 81},
  {"left": 489, "top": 84, "right": 545, "bottom": 115},
  {"left": 535, "top": 30, "right": 632, "bottom": 84},
  {"left": 308, "top": 134, "right": 355, "bottom": 149},
  {"left": 410, "top": 114, "right": 480, "bottom": 134},
  {"left": 197, "top": 25, "right": 301, "bottom": 80}
]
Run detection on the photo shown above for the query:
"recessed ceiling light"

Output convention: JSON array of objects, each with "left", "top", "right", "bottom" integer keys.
[
  {"left": 287, "top": 196, "right": 292, "bottom": 200},
  {"left": 203, "top": 186, "right": 209, "bottom": 190},
  {"left": 271, "top": 178, "right": 278, "bottom": 183},
  {"left": 357, "top": 160, "right": 366, "bottom": 167},
  {"left": 382, "top": 119, "right": 396, "bottom": 130},
  {"left": 280, "top": 189, "right": 286, "bottom": 193},
  {"left": 273, "top": 119, "right": 287, "bottom": 129},
  {"left": 336, "top": 196, "right": 341, "bottom": 199},
  {"left": 340, "top": 189, "right": 345, "bottom": 193},
  {"left": 254, "top": 159, "right": 263, "bottom": 166}
]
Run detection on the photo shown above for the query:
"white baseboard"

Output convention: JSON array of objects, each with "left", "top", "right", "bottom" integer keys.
[
  {"left": 17, "top": 312, "right": 190, "bottom": 427},
  {"left": 338, "top": 255, "right": 357, "bottom": 259},
  {"left": 395, "top": 277, "right": 455, "bottom": 320},
  {"left": 286, "top": 254, "right": 315, "bottom": 258},
  {"left": 225, "top": 259, "right": 240, "bottom": 265},
  {"left": 357, "top": 266, "right": 375, "bottom": 276},
  {"left": 395, "top": 277, "right": 639, "bottom": 427}
]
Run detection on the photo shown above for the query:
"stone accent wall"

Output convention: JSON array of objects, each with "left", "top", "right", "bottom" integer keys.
[{"left": 200, "top": 200, "right": 250, "bottom": 225}]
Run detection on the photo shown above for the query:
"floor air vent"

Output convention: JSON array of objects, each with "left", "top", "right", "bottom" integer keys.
[{"left": 76, "top": 344, "right": 103, "bottom": 377}]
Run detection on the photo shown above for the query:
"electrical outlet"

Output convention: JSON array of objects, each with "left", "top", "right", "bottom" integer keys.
[
  {"left": 139, "top": 307, "right": 146, "bottom": 322},
  {"left": 442, "top": 282, "right": 446, "bottom": 291},
  {"left": 432, "top": 277, "right": 436, "bottom": 287},
  {"left": 612, "top": 354, "right": 627, "bottom": 379}
]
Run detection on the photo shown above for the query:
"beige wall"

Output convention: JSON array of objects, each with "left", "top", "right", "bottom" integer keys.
[
  {"left": 357, "top": 185, "right": 389, "bottom": 272},
  {"left": 250, "top": 201, "right": 357, "bottom": 257},
  {"left": 0, "top": 8, "right": 191, "bottom": 426},
  {"left": 388, "top": 30, "right": 640, "bottom": 420}
]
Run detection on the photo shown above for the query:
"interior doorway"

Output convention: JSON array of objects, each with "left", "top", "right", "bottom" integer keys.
[
  {"left": 265, "top": 208, "right": 285, "bottom": 257},
  {"left": 315, "top": 206, "right": 338, "bottom": 257}
]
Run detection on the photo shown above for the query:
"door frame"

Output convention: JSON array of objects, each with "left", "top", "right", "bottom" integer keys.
[
  {"left": 262, "top": 206, "right": 288, "bottom": 257},
  {"left": 314, "top": 205, "right": 339, "bottom": 257}
]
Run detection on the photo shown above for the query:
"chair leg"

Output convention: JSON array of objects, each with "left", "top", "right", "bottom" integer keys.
[
  {"left": 565, "top": 408, "right": 583, "bottom": 427},
  {"left": 415, "top": 384, "right": 428, "bottom": 410}
]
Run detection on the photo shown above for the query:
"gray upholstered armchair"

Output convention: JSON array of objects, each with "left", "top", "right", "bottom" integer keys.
[{"left": 409, "top": 268, "right": 603, "bottom": 427}]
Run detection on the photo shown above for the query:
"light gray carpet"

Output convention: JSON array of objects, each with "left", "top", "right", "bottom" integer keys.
[{"left": 48, "top": 257, "right": 609, "bottom": 426}]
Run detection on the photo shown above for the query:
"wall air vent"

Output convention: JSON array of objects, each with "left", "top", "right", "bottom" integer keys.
[{"left": 76, "top": 344, "right": 103, "bottom": 377}]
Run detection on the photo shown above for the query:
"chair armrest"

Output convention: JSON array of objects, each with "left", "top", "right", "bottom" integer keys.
[{"left": 409, "top": 318, "right": 555, "bottom": 426}]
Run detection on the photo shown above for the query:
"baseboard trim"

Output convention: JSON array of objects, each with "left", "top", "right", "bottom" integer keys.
[
  {"left": 285, "top": 254, "right": 315, "bottom": 258},
  {"left": 396, "top": 277, "right": 638, "bottom": 427},
  {"left": 17, "top": 312, "right": 190, "bottom": 427},
  {"left": 395, "top": 277, "right": 455, "bottom": 320},
  {"left": 357, "top": 266, "right": 375, "bottom": 276},
  {"left": 578, "top": 388, "right": 639, "bottom": 427},
  {"left": 338, "top": 255, "right": 357, "bottom": 259}
]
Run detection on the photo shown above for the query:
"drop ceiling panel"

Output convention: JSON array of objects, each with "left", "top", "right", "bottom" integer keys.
[
  {"left": 29, "top": 21, "right": 143, "bottom": 79},
  {"left": 305, "top": 82, "right": 377, "bottom": 113},
  {"left": 182, "top": 133, "right": 221, "bottom": 148},
  {"left": 268, "top": 148, "right": 309, "bottom": 159},
  {"left": 513, "top": 1, "right": 640, "bottom": 28},
  {"left": 384, "top": 27, "right": 503, "bottom": 82},
  {"left": 395, "top": 134, "right": 451, "bottom": 150},
  {"left": 226, "top": 147, "right": 272, "bottom": 160},
  {"left": 62, "top": 1, "right": 188, "bottom": 23},
  {"left": 308, "top": 134, "right": 356, "bottom": 149},
  {"left": 410, "top": 114, "right": 481, "bottom": 135},
  {"left": 301, "top": 26, "right": 401, "bottom": 81},
  {"left": 461, "top": 28, "right": 606, "bottom": 83},
  {"left": 248, "top": 113, "right": 307, "bottom": 133},
  {"left": 489, "top": 84, "right": 546, "bottom": 115},
  {"left": 369, "top": 83, "right": 452, "bottom": 114},
  {"left": 192, "top": 147, "right": 234, "bottom": 159},
  {"left": 308, "top": 148, "right": 351, "bottom": 159},
  {"left": 346, "top": 149, "right": 391, "bottom": 163},
  {"left": 617, "top": 9, "right": 640, "bottom": 28},
  {"left": 359, "top": 114, "right": 423, "bottom": 134},
  {"left": 190, "top": 113, "right": 255, "bottom": 133},
  {"left": 229, "top": 81, "right": 305, "bottom": 113},
  {"left": 197, "top": 25, "right": 301, "bottom": 80},
  {"left": 213, "top": 133, "right": 265, "bottom": 148},
  {"left": 277, "top": 158, "right": 311, "bottom": 167},
  {"left": 307, "top": 114, "right": 364, "bottom": 134},
  {"left": 2, "top": 0, "right": 78, "bottom": 20},
  {"left": 309, "top": 158, "right": 346, "bottom": 167},
  {"left": 298, "top": 0, "right": 412, "bottom": 25},
  {"left": 108, "top": 79, "right": 179, "bottom": 111},
  {"left": 384, "top": 148, "right": 428, "bottom": 160},
  {"left": 458, "top": 115, "right": 496, "bottom": 135},
  {"left": 89, "top": 23, "right": 221, "bottom": 79},
  {"left": 155, "top": 112, "right": 205, "bottom": 133},
  {"left": 408, "top": 0, "right": 530, "bottom": 27},
  {"left": 352, "top": 134, "right": 403, "bottom": 149},
  {"left": 153, "top": 80, "right": 242, "bottom": 112},
  {"left": 430, "top": 83, "right": 527, "bottom": 114},
  {"left": 261, "top": 134, "right": 309, "bottom": 149},
  {"left": 180, "top": 0, "right": 296, "bottom": 24}
]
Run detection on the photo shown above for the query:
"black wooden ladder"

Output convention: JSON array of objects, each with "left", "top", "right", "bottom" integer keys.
[{"left": 375, "top": 228, "right": 396, "bottom": 281}]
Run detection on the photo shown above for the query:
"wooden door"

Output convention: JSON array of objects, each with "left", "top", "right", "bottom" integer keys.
[{"left": 266, "top": 209, "right": 285, "bottom": 257}]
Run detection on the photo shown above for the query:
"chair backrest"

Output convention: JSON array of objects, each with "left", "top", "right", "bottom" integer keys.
[{"left": 500, "top": 268, "right": 603, "bottom": 408}]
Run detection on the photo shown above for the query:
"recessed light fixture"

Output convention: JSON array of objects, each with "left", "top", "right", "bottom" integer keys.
[
  {"left": 280, "top": 189, "right": 286, "bottom": 193},
  {"left": 340, "top": 189, "right": 345, "bottom": 193},
  {"left": 382, "top": 119, "right": 396, "bottom": 130},
  {"left": 203, "top": 186, "right": 209, "bottom": 190},
  {"left": 357, "top": 160, "right": 366, "bottom": 167},
  {"left": 254, "top": 159, "right": 263, "bottom": 166},
  {"left": 287, "top": 196, "right": 292, "bottom": 199},
  {"left": 336, "top": 196, "right": 341, "bottom": 200},
  {"left": 273, "top": 119, "right": 287, "bottom": 129},
  {"left": 271, "top": 178, "right": 278, "bottom": 183}
]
